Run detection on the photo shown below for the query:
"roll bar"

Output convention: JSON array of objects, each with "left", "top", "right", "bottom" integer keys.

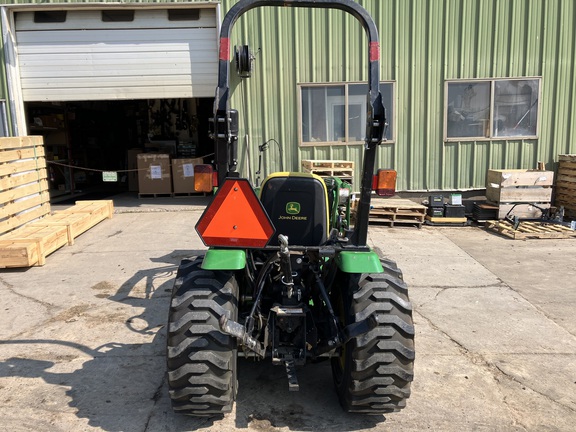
[{"left": 213, "top": 0, "right": 386, "bottom": 247}]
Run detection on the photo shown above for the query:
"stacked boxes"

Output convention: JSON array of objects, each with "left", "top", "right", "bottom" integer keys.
[
  {"left": 172, "top": 157, "right": 204, "bottom": 194},
  {"left": 136, "top": 154, "right": 207, "bottom": 196},
  {"left": 427, "top": 195, "right": 444, "bottom": 217},
  {"left": 137, "top": 153, "right": 172, "bottom": 196}
]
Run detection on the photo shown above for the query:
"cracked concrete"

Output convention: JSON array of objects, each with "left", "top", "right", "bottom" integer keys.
[{"left": 1, "top": 198, "right": 575, "bottom": 431}]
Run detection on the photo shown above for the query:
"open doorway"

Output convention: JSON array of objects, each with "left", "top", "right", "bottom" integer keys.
[{"left": 26, "top": 98, "right": 214, "bottom": 203}]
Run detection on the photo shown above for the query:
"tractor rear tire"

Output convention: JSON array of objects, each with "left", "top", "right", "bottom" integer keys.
[
  {"left": 166, "top": 257, "right": 239, "bottom": 416},
  {"left": 331, "top": 258, "right": 415, "bottom": 414}
]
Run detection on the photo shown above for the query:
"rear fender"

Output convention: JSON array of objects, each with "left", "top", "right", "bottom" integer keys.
[
  {"left": 335, "top": 251, "right": 383, "bottom": 273},
  {"left": 201, "top": 249, "right": 246, "bottom": 270}
]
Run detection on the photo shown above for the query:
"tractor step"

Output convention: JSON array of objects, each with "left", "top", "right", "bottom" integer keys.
[{"left": 285, "top": 359, "right": 299, "bottom": 391}]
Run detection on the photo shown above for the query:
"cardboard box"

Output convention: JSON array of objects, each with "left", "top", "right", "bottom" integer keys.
[
  {"left": 137, "top": 153, "right": 172, "bottom": 195},
  {"left": 127, "top": 149, "right": 142, "bottom": 192},
  {"left": 171, "top": 158, "right": 204, "bottom": 193}
]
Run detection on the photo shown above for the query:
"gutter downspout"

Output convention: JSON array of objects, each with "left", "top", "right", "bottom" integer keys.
[{"left": 2, "top": 6, "right": 27, "bottom": 137}]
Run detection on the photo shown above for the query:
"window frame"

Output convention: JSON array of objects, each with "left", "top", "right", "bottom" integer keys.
[
  {"left": 444, "top": 77, "right": 542, "bottom": 142},
  {"left": 298, "top": 81, "right": 395, "bottom": 146}
]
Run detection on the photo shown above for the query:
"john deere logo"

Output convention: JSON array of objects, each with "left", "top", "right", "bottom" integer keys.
[{"left": 286, "top": 202, "right": 301, "bottom": 215}]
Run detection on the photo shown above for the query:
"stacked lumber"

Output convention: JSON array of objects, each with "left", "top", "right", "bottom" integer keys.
[
  {"left": 0, "top": 136, "right": 50, "bottom": 236},
  {"left": 1, "top": 136, "right": 115, "bottom": 267},
  {"left": 0, "top": 200, "right": 113, "bottom": 268},
  {"left": 302, "top": 160, "right": 354, "bottom": 183},
  {"left": 486, "top": 169, "right": 554, "bottom": 219},
  {"left": 555, "top": 155, "right": 576, "bottom": 218}
]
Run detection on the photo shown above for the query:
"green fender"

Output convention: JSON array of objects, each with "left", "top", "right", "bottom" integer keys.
[
  {"left": 335, "top": 251, "right": 384, "bottom": 273},
  {"left": 201, "top": 249, "right": 246, "bottom": 270}
]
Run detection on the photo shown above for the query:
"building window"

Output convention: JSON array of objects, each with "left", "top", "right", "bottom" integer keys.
[
  {"left": 446, "top": 78, "right": 540, "bottom": 140},
  {"left": 34, "top": 11, "right": 67, "bottom": 23},
  {"left": 102, "top": 10, "right": 135, "bottom": 22},
  {"left": 299, "top": 82, "right": 394, "bottom": 145},
  {"left": 167, "top": 9, "right": 200, "bottom": 21}
]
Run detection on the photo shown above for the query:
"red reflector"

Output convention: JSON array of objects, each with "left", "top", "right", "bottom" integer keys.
[
  {"left": 369, "top": 41, "right": 380, "bottom": 62},
  {"left": 374, "top": 169, "right": 397, "bottom": 197},
  {"left": 196, "top": 178, "right": 275, "bottom": 248},
  {"left": 219, "top": 37, "right": 230, "bottom": 61}
]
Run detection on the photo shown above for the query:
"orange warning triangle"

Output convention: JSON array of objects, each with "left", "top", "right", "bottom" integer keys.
[{"left": 196, "top": 178, "right": 275, "bottom": 247}]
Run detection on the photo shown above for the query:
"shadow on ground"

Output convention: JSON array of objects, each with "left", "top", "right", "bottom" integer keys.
[{"left": 0, "top": 250, "right": 386, "bottom": 431}]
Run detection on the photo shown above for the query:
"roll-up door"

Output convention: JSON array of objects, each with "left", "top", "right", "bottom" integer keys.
[{"left": 14, "top": 7, "right": 218, "bottom": 102}]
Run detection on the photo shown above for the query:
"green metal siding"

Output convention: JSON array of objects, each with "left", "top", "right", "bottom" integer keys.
[
  {"left": 1, "top": 0, "right": 576, "bottom": 191},
  {"left": 222, "top": 0, "right": 576, "bottom": 191}
]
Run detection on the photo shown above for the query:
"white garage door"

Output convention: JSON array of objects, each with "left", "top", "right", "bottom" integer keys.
[{"left": 14, "top": 7, "right": 218, "bottom": 101}]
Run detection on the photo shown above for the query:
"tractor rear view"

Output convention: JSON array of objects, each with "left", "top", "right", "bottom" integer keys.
[{"left": 166, "top": 0, "right": 415, "bottom": 416}]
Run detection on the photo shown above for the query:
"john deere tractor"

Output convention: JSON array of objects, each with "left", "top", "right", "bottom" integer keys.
[{"left": 166, "top": 0, "right": 414, "bottom": 416}]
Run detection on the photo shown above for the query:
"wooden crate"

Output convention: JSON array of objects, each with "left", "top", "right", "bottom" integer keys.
[
  {"left": 555, "top": 155, "right": 576, "bottom": 218},
  {"left": 0, "top": 136, "right": 50, "bottom": 236},
  {"left": 368, "top": 198, "right": 426, "bottom": 227},
  {"left": 486, "top": 185, "right": 552, "bottom": 203},
  {"left": 59, "top": 200, "right": 114, "bottom": 220},
  {"left": 485, "top": 220, "right": 576, "bottom": 240},
  {"left": 486, "top": 169, "right": 554, "bottom": 219},
  {"left": 0, "top": 225, "right": 69, "bottom": 267},
  {"left": 0, "top": 241, "right": 40, "bottom": 268},
  {"left": 30, "top": 213, "right": 96, "bottom": 246},
  {"left": 492, "top": 202, "right": 551, "bottom": 220},
  {"left": 486, "top": 169, "right": 554, "bottom": 188}
]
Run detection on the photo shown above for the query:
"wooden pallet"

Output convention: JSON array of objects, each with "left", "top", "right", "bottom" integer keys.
[
  {"left": 485, "top": 220, "right": 576, "bottom": 240},
  {"left": 172, "top": 192, "right": 209, "bottom": 198},
  {"left": 301, "top": 160, "right": 354, "bottom": 182},
  {"left": 0, "top": 200, "right": 113, "bottom": 268},
  {"left": 425, "top": 215, "right": 468, "bottom": 225},
  {"left": 368, "top": 198, "right": 426, "bottom": 227},
  {"left": 138, "top": 192, "right": 173, "bottom": 199},
  {"left": 555, "top": 155, "right": 576, "bottom": 218},
  {"left": 302, "top": 159, "right": 354, "bottom": 170}
]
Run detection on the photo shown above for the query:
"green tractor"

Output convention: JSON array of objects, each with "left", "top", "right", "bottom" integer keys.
[{"left": 166, "top": 0, "right": 414, "bottom": 416}]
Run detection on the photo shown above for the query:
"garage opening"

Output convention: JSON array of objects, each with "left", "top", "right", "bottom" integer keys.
[
  {"left": 12, "top": 5, "right": 219, "bottom": 203},
  {"left": 26, "top": 98, "right": 214, "bottom": 202}
]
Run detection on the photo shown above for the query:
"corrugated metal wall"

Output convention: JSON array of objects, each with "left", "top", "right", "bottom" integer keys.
[
  {"left": 223, "top": 0, "right": 576, "bottom": 191},
  {"left": 2, "top": 0, "right": 576, "bottom": 191}
]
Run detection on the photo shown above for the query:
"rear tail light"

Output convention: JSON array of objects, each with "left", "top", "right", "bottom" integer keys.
[
  {"left": 194, "top": 164, "right": 214, "bottom": 192},
  {"left": 373, "top": 169, "right": 397, "bottom": 196}
]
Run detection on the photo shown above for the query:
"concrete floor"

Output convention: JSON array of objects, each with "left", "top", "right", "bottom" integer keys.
[{"left": 1, "top": 195, "right": 575, "bottom": 431}]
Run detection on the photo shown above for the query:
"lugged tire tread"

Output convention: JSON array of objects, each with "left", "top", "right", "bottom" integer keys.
[
  {"left": 332, "top": 258, "right": 415, "bottom": 414},
  {"left": 166, "top": 257, "right": 238, "bottom": 417}
]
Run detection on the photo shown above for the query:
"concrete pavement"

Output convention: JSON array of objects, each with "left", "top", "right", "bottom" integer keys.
[{"left": 1, "top": 196, "right": 575, "bottom": 431}]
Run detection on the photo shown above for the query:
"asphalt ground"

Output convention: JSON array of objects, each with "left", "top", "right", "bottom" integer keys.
[{"left": 1, "top": 195, "right": 575, "bottom": 431}]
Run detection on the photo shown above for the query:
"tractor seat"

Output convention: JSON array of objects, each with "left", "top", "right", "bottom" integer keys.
[{"left": 259, "top": 172, "right": 329, "bottom": 246}]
